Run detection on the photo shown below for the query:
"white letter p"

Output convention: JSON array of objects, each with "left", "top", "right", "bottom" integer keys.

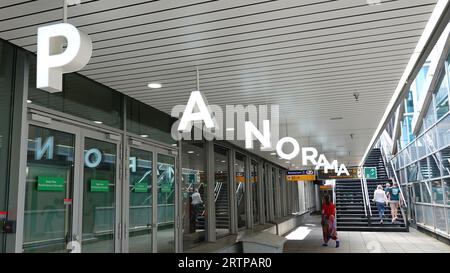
[{"left": 37, "top": 23, "right": 92, "bottom": 93}]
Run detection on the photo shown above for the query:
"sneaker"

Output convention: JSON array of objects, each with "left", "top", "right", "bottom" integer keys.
[
  {"left": 380, "top": 220, "right": 383, "bottom": 224},
  {"left": 335, "top": 241, "right": 340, "bottom": 248},
  {"left": 322, "top": 243, "right": 328, "bottom": 247}
]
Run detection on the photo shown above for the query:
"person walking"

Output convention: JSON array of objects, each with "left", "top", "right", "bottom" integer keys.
[
  {"left": 321, "top": 195, "right": 339, "bottom": 248},
  {"left": 386, "top": 183, "right": 402, "bottom": 222},
  {"left": 191, "top": 189, "right": 204, "bottom": 226},
  {"left": 373, "top": 185, "right": 388, "bottom": 224},
  {"left": 384, "top": 182, "right": 391, "bottom": 196}
]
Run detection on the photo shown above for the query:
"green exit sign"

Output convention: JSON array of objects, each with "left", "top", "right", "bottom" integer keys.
[{"left": 364, "top": 167, "right": 377, "bottom": 179}]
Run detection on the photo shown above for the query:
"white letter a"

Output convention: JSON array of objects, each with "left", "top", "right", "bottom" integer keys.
[{"left": 178, "top": 91, "right": 215, "bottom": 132}]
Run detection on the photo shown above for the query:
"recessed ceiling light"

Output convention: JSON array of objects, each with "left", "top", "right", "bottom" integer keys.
[
  {"left": 270, "top": 152, "right": 277, "bottom": 155},
  {"left": 147, "top": 82, "right": 162, "bottom": 89},
  {"left": 140, "top": 134, "right": 149, "bottom": 138},
  {"left": 221, "top": 160, "right": 226, "bottom": 163},
  {"left": 226, "top": 128, "right": 235, "bottom": 131},
  {"left": 27, "top": 99, "right": 32, "bottom": 103},
  {"left": 93, "top": 121, "right": 103, "bottom": 124},
  {"left": 187, "top": 151, "right": 194, "bottom": 154}
]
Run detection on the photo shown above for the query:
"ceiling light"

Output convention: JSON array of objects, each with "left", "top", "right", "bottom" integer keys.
[
  {"left": 171, "top": 144, "right": 178, "bottom": 147},
  {"left": 270, "top": 152, "right": 277, "bottom": 155},
  {"left": 27, "top": 99, "right": 32, "bottom": 103},
  {"left": 147, "top": 82, "right": 162, "bottom": 89},
  {"left": 93, "top": 121, "right": 103, "bottom": 124},
  {"left": 187, "top": 151, "right": 194, "bottom": 154},
  {"left": 140, "top": 134, "right": 149, "bottom": 138},
  {"left": 221, "top": 160, "right": 226, "bottom": 163},
  {"left": 226, "top": 128, "right": 235, "bottom": 131}
]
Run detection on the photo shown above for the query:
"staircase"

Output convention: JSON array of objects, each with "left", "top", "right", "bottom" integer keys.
[
  {"left": 335, "top": 179, "right": 369, "bottom": 231},
  {"left": 215, "top": 183, "right": 230, "bottom": 229},
  {"left": 195, "top": 183, "right": 230, "bottom": 230},
  {"left": 335, "top": 148, "right": 408, "bottom": 232}
]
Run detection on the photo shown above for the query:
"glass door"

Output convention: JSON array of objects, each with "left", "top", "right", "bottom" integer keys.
[
  {"left": 79, "top": 129, "right": 120, "bottom": 253},
  {"left": 23, "top": 123, "right": 79, "bottom": 253},
  {"left": 156, "top": 150, "right": 176, "bottom": 253},
  {"left": 127, "top": 143, "right": 153, "bottom": 253}
]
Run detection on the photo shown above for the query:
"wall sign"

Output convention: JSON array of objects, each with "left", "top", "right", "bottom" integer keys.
[
  {"left": 90, "top": 179, "right": 109, "bottom": 192},
  {"left": 286, "top": 170, "right": 315, "bottom": 181},
  {"left": 37, "top": 176, "right": 64, "bottom": 191},
  {"left": 134, "top": 183, "right": 148, "bottom": 193},
  {"left": 364, "top": 167, "right": 377, "bottom": 179}
]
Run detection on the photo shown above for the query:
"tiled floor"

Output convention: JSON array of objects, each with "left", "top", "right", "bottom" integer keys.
[{"left": 283, "top": 215, "right": 450, "bottom": 253}]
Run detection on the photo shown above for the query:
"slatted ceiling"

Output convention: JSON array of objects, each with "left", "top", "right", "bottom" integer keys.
[
  {"left": 123, "top": 63, "right": 405, "bottom": 95},
  {"left": 0, "top": 0, "right": 35, "bottom": 9},
  {"left": 99, "top": 48, "right": 414, "bottom": 87},
  {"left": 0, "top": 0, "right": 437, "bottom": 166},
  {"left": 90, "top": 45, "right": 417, "bottom": 84}
]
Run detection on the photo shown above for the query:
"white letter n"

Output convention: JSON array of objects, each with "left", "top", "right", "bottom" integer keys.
[{"left": 245, "top": 120, "right": 271, "bottom": 149}]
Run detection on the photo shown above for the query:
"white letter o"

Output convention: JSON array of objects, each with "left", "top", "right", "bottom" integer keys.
[
  {"left": 85, "top": 148, "right": 102, "bottom": 168},
  {"left": 276, "top": 137, "right": 300, "bottom": 160}
]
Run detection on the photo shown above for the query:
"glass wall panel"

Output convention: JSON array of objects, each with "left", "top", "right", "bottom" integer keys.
[
  {"left": 423, "top": 102, "right": 436, "bottom": 131},
  {"left": 424, "top": 127, "right": 438, "bottom": 154},
  {"left": 418, "top": 158, "right": 429, "bottom": 180},
  {"left": 0, "top": 40, "right": 14, "bottom": 253},
  {"left": 235, "top": 153, "right": 247, "bottom": 229},
  {"left": 431, "top": 180, "right": 444, "bottom": 204},
  {"left": 407, "top": 163, "right": 419, "bottom": 182},
  {"left": 126, "top": 98, "right": 176, "bottom": 145},
  {"left": 421, "top": 182, "right": 432, "bottom": 204},
  {"left": 441, "top": 147, "right": 450, "bottom": 176},
  {"left": 214, "top": 145, "right": 230, "bottom": 238},
  {"left": 437, "top": 114, "right": 450, "bottom": 149},
  {"left": 413, "top": 182, "right": 422, "bottom": 203},
  {"left": 423, "top": 205, "right": 434, "bottom": 227},
  {"left": 416, "top": 136, "right": 427, "bottom": 159},
  {"left": 28, "top": 56, "right": 123, "bottom": 129},
  {"left": 429, "top": 155, "right": 441, "bottom": 179},
  {"left": 434, "top": 73, "right": 449, "bottom": 120},
  {"left": 181, "top": 142, "right": 206, "bottom": 250},
  {"left": 443, "top": 179, "right": 450, "bottom": 205},
  {"left": 408, "top": 143, "right": 417, "bottom": 162},
  {"left": 435, "top": 207, "right": 446, "bottom": 233},
  {"left": 416, "top": 204, "right": 424, "bottom": 224},
  {"left": 448, "top": 208, "right": 450, "bottom": 234}
]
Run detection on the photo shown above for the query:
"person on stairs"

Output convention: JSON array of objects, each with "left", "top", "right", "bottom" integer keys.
[
  {"left": 386, "top": 182, "right": 402, "bottom": 223},
  {"left": 373, "top": 185, "right": 388, "bottom": 224},
  {"left": 321, "top": 194, "right": 339, "bottom": 248}
]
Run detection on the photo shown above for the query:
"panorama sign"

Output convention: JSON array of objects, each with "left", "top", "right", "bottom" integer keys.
[{"left": 36, "top": 23, "right": 350, "bottom": 176}]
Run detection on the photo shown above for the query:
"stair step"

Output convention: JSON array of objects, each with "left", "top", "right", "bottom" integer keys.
[{"left": 337, "top": 226, "right": 408, "bottom": 232}]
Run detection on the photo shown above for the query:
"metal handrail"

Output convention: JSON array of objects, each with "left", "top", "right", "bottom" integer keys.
[
  {"left": 360, "top": 178, "right": 368, "bottom": 217},
  {"left": 390, "top": 160, "right": 408, "bottom": 208},
  {"left": 364, "top": 177, "right": 372, "bottom": 216},
  {"left": 214, "top": 182, "right": 223, "bottom": 202}
]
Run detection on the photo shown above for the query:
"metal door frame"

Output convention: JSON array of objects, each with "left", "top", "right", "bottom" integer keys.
[{"left": 78, "top": 127, "right": 122, "bottom": 253}]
